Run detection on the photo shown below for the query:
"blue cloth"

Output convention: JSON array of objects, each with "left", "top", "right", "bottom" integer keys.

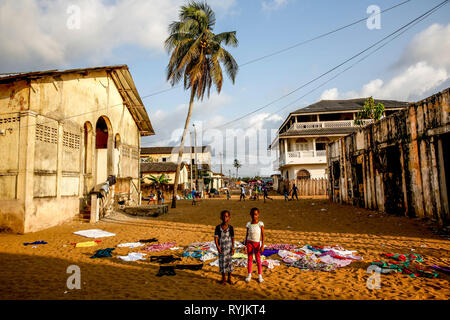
[
  {"left": 261, "top": 249, "right": 278, "bottom": 257},
  {"left": 23, "top": 241, "right": 47, "bottom": 246},
  {"left": 90, "top": 248, "right": 115, "bottom": 259}
]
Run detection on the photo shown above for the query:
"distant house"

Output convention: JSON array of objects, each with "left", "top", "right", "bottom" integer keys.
[
  {"left": 269, "top": 98, "right": 408, "bottom": 183},
  {"left": 140, "top": 162, "right": 189, "bottom": 195},
  {"left": 0, "top": 65, "right": 154, "bottom": 233}
]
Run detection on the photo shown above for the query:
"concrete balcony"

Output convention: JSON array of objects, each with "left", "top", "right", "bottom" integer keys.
[
  {"left": 275, "top": 150, "right": 327, "bottom": 168},
  {"left": 289, "top": 119, "right": 374, "bottom": 131}
]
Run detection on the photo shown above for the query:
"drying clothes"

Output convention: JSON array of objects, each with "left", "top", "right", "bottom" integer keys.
[
  {"left": 118, "top": 252, "right": 147, "bottom": 262},
  {"left": 156, "top": 266, "right": 176, "bottom": 277},
  {"left": 23, "top": 241, "right": 47, "bottom": 246},
  {"left": 278, "top": 250, "right": 303, "bottom": 264},
  {"left": 288, "top": 255, "right": 337, "bottom": 272},
  {"left": 371, "top": 253, "right": 438, "bottom": 278},
  {"left": 139, "top": 238, "right": 158, "bottom": 243},
  {"left": 318, "top": 255, "right": 353, "bottom": 268},
  {"left": 182, "top": 250, "right": 204, "bottom": 258},
  {"left": 143, "top": 242, "right": 177, "bottom": 252},
  {"left": 175, "top": 264, "right": 204, "bottom": 271},
  {"left": 322, "top": 246, "right": 358, "bottom": 257},
  {"left": 150, "top": 255, "right": 182, "bottom": 264},
  {"left": 117, "top": 242, "right": 144, "bottom": 248},
  {"left": 319, "top": 250, "right": 362, "bottom": 261},
  {"left": 90, "top": 248, "right": 115, "bottom": 259},
  {"left": 265, "top": 244, "right": 298, "bottom": 251},
  {"left": 200, "top": 252, "right": 217, "bottom": 262},
  {"left": 261, "top": 249, "right": 279, "bottom": 257},
  {"left": 74, "top": 229, "right": 116, "bottom": 238},
  {"left": 430, "top": 265, "right": 450, "bottom": 274},
  {"left": 169, "top": 247, "right": 183, "bottom": 250},
  {"left": 71, "top": 241, "right": 101, "bottom": 248},
  {"left": 262, "top": 259, "right": 281, "bottom": 270}
]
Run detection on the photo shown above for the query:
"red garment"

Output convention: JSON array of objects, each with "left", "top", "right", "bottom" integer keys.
[{"left": 247, "top": 241, "right": 262, "bottom": 274}]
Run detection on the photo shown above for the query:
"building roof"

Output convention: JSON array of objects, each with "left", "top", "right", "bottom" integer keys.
[
  {"left": 141, "top": 146, "right": 211, "bottom": 155},
  {"left": 0, "top": 65, "right": 154, "bottom": 136},
  {"left": 279, "top": 126, "right": 361, "bottom": 137},
  {"left": 291, "top": 98, "right": 408, "bottom": 115},
  {"left": 141, "top": 162, "right": 187, "bottom": 173}
]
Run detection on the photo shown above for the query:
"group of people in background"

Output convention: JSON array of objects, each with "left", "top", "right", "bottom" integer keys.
[
  {"left": 283, "top": 184, "right": 299, "bottom": 201},
  {"left": 239, "top": 184, "right": 273, "bottom": 203}
]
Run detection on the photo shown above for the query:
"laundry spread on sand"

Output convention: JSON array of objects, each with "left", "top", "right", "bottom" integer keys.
[
  {"left": 371, "top": 253, "right": 439, "bottom": 278},
  {"left": 183, "top": 241, "right": 244, "bottom": 262},
  {"left": 23, "top": 241, "right": 47, "bottom": 246},
  {"left": 150, "top": 255, "right": 182, "bottom": 264},
  {"left": 277, "top": 244, "right": 362, "bottom": 272},
  {"left": 142, "top": 242, "right": 177, "bottom": 252},
  {"left": 90, "top": 248, "right": 115, "bottom": 258},
  {"left": 74, "top": 229, "right": 116, "bottom": 239},
  {"left": 156, "top": 265, "right": 176, "bottom": 277},
  {"left": 117, "top": 242, "right": 144, "bottom": 248},
  {"left": 261, "top": 249, "right": 279, "bottom": 257},
  {"left": 71, "top": 241, "right": 101, "bottom": 248},
  {"left": 265, "top": 244, "right": 297, "bottom": 251},
  {"left": 117, "top": 252, "right": 147, "bottom": 262}
]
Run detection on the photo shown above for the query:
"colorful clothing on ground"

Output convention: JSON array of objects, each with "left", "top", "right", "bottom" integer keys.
[
  {"left": 90, "top": 248, "right": 115, "bottom": 258},
  {"left": 371, "top": 253, "right": 438, "bottom": 278},
  {"left": 143, "top": 242, "right": 177, "bottom": 252}
]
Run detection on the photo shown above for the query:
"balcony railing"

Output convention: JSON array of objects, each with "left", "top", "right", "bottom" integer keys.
[
  {"left": 290, "top": 119, "right": 374, "bottom": 131},
  {"left": 275, "top": 149, "right": 327, "bottom": 168}
]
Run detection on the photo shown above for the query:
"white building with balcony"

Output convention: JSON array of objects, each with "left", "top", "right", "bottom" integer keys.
[{"left": 269, "top": 98, "right": 408, "bottom": 181}]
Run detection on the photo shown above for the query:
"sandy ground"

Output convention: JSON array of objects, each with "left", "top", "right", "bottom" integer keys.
[{"left": 0, "top": 195, "right": 449, "bottom": 300}]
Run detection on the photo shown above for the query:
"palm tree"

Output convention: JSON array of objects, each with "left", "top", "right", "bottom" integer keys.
[
  {"left": 233, "top": 159, "right": 242, "bottom": 179},
  {"left": 141, "top": 173, "right": 171, "bottom": 189},
  {"left": 165, "top": 1, "right": 238, "bottom": 208}
]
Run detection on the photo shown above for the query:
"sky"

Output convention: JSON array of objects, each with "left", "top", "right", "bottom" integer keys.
[{"left": 1, "top": 0, "right": 449, "bottom": 176}]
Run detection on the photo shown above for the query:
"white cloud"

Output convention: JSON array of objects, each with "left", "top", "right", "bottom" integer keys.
[
  {"left": 320, "top": 88, "right": 339, "bottom": 100},
  {"left": 262, "top": 0, "right": 289, "bottom": 11},
  {"left": 0, "top": 0, "right": 239, "bottom": 71},
  {"left": 319, "top": 23, "right": 450, "bottom": 102}
]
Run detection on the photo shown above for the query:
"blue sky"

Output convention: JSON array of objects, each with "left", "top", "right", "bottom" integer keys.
[{"left": 1, "top": 0, "right": 449, "bottom": 176}]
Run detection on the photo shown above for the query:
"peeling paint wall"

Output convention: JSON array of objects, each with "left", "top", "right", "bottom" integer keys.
[
  {"left": 327, "top": 88, "right": 450, "bottom": 226},
  {"left": 0, "top": 70, "right": 144, "bottom": 233}
]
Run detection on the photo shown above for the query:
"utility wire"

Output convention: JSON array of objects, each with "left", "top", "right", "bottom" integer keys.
[{"left": 206, "top": 0, "right": 449, "bottom": 131}]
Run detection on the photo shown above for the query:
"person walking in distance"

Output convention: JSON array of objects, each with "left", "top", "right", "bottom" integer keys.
[
  {"left": 240, "top": 185, "right": 246, "bottom": 202},
  {"left": 291, "top": 184, "right": 299, "bottom": 200}
]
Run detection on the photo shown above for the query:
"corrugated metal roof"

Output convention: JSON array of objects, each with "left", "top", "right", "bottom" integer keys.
[
  {"left": 292, "top": 98, "right": 408, "bottom": 115},
  {"left": 0, "top": 65, "right": 154, "bottom": 136},
  {"left": 141, "top": 146, "right": 211, "bottom": 154},
  {"left": 140, "top": 162, "right": 187, "bottom": 173}
]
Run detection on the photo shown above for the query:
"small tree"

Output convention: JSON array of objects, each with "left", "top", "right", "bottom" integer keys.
[
  {"left": 142, "top": 173, "right": 171, "bottom": 189},
  {"left": 354, "top": 97, "right": 385, "bottom": 126},
  {"left": 233, "top": 159, "right": 242, "bottom": 178}
]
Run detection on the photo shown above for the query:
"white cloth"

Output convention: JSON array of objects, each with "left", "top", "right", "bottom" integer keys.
[
  {"left": 262, "top": 259, "right": 281, "bottom": 269},
  {"left": 117, "top": 252, "right": 147, "bottom": 262},
  {"left": 246, "top": 221, "right": 264, "bottom": 242},
  {"left": 318, "top": 255, "right": 353, "bottom": 268},
  {"left": 73, "top": 229, "right": 115, "bottom": 238},
  {"left": 117, "top": 242, "right": 144, "bottom": 248},
  {"left": 201, "top": 252, "right": 217, "bottom": 262}
]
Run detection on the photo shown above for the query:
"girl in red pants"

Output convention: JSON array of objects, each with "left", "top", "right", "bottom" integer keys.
[{"left": 244, "top": 207, "right": 265, "bottom": 283}]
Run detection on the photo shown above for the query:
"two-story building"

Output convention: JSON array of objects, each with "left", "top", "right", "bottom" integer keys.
[
  {"left": 269, "top": 98, "right": 408, "bottom": 184},
  {"left": 0, "top": 65, "right": 154, "bottom": 233}
]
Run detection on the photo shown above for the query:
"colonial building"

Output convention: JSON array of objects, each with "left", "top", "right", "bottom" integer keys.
[
  {"left": 0, "top": 65, "right": 154, "bottom": 233},
  {"left": 327, "top": 88, "right": 449, "bottom": 226},
  {"left": 140, "top": 162, "right": 190, "bottom": 195},
  {"left": 269, "top": 98, "right": 408, "bottom": 183}
]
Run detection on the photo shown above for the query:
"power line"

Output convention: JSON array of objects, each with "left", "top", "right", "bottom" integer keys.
[
  {"left": 206, "top": 0, "right": 449, "bottom": 131},
  {"left": 239, "top": 0, "right": 412, "bottom": 67}
]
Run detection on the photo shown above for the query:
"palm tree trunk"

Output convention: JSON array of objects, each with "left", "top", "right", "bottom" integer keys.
[{"left": 171, "top": 90, "right": 196, "bottom": 208}]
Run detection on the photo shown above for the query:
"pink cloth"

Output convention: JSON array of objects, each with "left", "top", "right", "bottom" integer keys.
[
  {"left": 143, "top": 242, "right": 177, "bottom": 252},
  {"left": 247, "top": 241, "right": 262, "bottom": 274}
]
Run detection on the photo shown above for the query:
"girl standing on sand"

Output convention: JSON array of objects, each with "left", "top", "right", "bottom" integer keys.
[
  {"left": 244, "top": 207, "right": 265, "bottom": 283},
  {"left": 214, "top": 210, "right": 235, "bottom": 285}
]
